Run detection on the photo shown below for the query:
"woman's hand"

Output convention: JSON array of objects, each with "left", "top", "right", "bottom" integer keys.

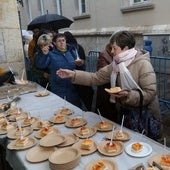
[
  {"left": 110, "top": 90, "right": 129, "bottom": 98},
  {"left": 41, "top": 45, "right": 49, "bottom": 55},
  {"left": 56, "top": 69, "right": 75, "bottom": 78}
]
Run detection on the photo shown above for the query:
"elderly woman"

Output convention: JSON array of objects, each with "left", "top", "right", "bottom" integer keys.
[
  {"left": 57, "top": 30, "right": 161, "bottom": 139},
  {"left": 35, "top": 33, "right": 84, "bottom": 108}
]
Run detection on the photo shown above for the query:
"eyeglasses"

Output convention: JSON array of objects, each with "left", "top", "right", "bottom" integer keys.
[{"left": 56, "top": 39, "right": 66, "bottom": 43}]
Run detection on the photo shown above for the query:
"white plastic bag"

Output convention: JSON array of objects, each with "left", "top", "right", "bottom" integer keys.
[{"left": 119, "top": 62, "right": 142, "bottom": 92}]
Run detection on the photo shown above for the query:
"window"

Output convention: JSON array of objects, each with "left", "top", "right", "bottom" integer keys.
[
  {"left": 121, "top": 0, "right": 154, "bottom": 13},
  {"left": 56, "top": 0, "right": 62, "bottom": 15},
  {"left": 78, "top": 0, "right": 87, "bottom": 15}
]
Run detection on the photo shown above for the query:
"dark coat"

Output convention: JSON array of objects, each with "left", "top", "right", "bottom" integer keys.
[{"left": 35, "top": 44, "right": 82, "bottom": 107}]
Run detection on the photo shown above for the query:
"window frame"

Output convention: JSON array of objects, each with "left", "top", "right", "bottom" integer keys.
[{"left": 78, "top": 0, "right": 87, "bottom": 15}]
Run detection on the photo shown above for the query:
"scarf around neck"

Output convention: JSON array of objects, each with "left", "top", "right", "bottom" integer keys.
[{"left": 110, "top": 48, "right": 137, "bottom": 103}]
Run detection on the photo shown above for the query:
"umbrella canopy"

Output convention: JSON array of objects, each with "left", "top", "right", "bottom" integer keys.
[{"left": 27, "top": 14, "right": 73, "bottom": 31}]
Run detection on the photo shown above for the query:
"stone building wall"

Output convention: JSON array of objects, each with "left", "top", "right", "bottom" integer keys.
[{"left": 0, "top": 0, "right": 26, "bottom": 79}]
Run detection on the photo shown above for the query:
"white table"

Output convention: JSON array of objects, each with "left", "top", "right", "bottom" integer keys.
[{"left": 1, "top": 85, "right": 170, "bottom": 170}]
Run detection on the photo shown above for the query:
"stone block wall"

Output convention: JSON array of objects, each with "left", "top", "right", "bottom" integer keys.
[{"left": 0, "top": 0, "right": 26, "bottom": 79}]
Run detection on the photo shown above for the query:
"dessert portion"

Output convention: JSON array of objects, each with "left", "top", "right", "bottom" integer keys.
[
  {"left": 24, "top": 117, "right": 35, "bottom": 124},
  {"left": 92, "top": 160, "right": 108, "bottom": 170},
  {"left": 131, "top": 142, "right": 143, "bottom": 153},
  {"left": 71, "top": 118, "right": 82, "bottom": 126},
  {"left": 15, "top": 128, "right": 25, "bottom": 136},
  {"left": 40, "top": 126, "right": 53, "bottom": 136},
  {"left": 36, "top": 91, "right": 49, "bottom": 97},
  {"left": 55, "top": 115, "right": 65, "bottom": 122},
  {"left": 109, "top": 87, "right": 121, "bottom": 93},
  {"left": 160, "top": 154, "right": 170, "bottom": 168},
  {"left": 80, "top": 126, "right": 90, "bottom": 136},
  {"left": 99, "top": 121, "right": 109, "bottom": 129},
  {"left": 105, "top": 142, "right": 117, "bottom": 153},
  {"left": 115, "top": 130, "right": 124, "bottom": 139},
  {"left": 37, "top": 121, "right": 45, "bottom": 128},
  {"left": 1, "top": 122, "right": 13, "bottom": 131},
  {"left": 15, "top": 137, "right": 29, "bottom": 147},
  {"left": 60, "top": 108, "right": 72, "bottom": 115},
  {"left": 81, "top": 139, "right": 94, "bottom": 150}
]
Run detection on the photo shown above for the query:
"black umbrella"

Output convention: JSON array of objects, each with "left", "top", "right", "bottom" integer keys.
[{"left": 27, "top": 14, "right": 73, "bottom": 31}]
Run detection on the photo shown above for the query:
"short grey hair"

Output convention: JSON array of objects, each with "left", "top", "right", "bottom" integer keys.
[{"left": 37, "top": 34, "right": 52, "bottom": 47}]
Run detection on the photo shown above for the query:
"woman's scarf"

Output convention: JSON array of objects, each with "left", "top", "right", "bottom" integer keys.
[{"left": 110, "top": 48, "right": 137, "bottom": 103}]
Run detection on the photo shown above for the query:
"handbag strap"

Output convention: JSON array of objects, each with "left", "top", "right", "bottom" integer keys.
[{"left": 136, "top": 89, "right": 143, "bottom": 117}]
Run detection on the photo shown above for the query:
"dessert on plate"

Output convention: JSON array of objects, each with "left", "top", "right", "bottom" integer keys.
[
  {"left": 24, "top": 117, "right": 35, "bottom": 124},
  {"left": 92, "top": 160, "right": 108, "bottom": 170},
  {"left": 1, "top": 122, "right": 13, "bottom": 131},
  {"left": 15, "top": 128, "right": 26, "bottom": 136},
  {"left": 160, "top": 154, "right": 170, "bottom": 168},
  {"left": 115, "top": 130, "right": 124, "bottom": 139},
  {"left": 71, "top": 118, "right": 82, "bottom": 126},
  {"left": 81, "top": 139, "right": 94, "bottom": 150},
  {"left": 80, "top": 126, "right": 90, "bottom": 136},
  {"left": 99, "top": 121, "right": 109, "bottom": 129},
  {"left": 40, "top": 126, "right": 53, "bottom": 136},
  {"left": 105, "top": 142, "right": 117, "bottom": 153},
  {"left": 55, "top": 115, "right": 65, "bottom": 122},
  {"left": 131, "top": 142, "right": 143, "bottom": 153},
  {"left": 15, "top": 137, "right": 29, "bottom": 147}
]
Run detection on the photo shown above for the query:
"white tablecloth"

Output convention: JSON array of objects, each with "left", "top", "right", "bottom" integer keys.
[{"left": 0, "top": 85, "right": 170, "bottom": 170}]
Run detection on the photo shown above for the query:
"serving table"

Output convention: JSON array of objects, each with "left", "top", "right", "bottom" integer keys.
[{"left": 0, "top": 84, "right": 170, "bottom": 170}]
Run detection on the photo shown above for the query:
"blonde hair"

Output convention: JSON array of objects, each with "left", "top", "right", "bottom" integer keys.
[{"left": 37, "top": 34, "right": 52, "bottom": 47}]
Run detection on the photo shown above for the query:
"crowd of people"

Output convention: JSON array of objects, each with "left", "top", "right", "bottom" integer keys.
[{"left": 2, "top": 29, "right": 160, "bottom": 139}]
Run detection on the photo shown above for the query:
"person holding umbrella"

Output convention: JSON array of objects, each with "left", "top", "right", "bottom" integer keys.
[{"left": 35, "top": 33, "right": 84, "bottom": 108}]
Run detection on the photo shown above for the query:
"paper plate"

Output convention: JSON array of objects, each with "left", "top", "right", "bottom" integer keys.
[
  {"left": 7, "top": 127, "right": 33, "bottom": 139},
  {"left": 95, "top": 121, "right": 116, "bottom": 132},
  {"left": 85, "top": 158, "right": 118, "bottom": 170},
  {"left": 26, "top": 146, "right": 56, "bottom": 163},
  {"left": 65, "top": 118, "right": 87, "bottom": 128},
  {"left": 148, "top": 153, "right": 170, "bottom": 170},
  {"left": 31, "top": 120, "right": 53, "bottom": 130},
  {"left": 49, "top": 147, "right": 81, "bottom": 164},
  {"left": 73, "top": 126, "right": 97, "bottom": 138},
  {"left": 49, "top": 115, "right": 69, "bottom": 124},
  {"left": 7, "top": 137, "right": 37, "bottom": 150},
  {"left": 35, "top": 91, "right": 50, "bottom": 97},
  {"left": 58, "top": 134, "right": 79, "bottom": 147},
  {"left": 54, "top": 108, "right": 73, "bottom": 115},
  {"left": 20, "top": 117, "right": 38, "bottom": 127},
  {"left": 72, "top": 140, "right": 98, "bottom": 156},
  {"left": 34, "top": 127, "right": 60, "bottom": 139},
  {"left": 125, "top": 142, "right": 152, "bottom": 157},
  {"left": 106, "top": 130, "right": 131, "bottom": 141},
  {"left": 39, "top": 133, "right": 65, "bottom": 147},
  {"left": 97, "top": 141, "right": 124, "bottom": 157}
]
